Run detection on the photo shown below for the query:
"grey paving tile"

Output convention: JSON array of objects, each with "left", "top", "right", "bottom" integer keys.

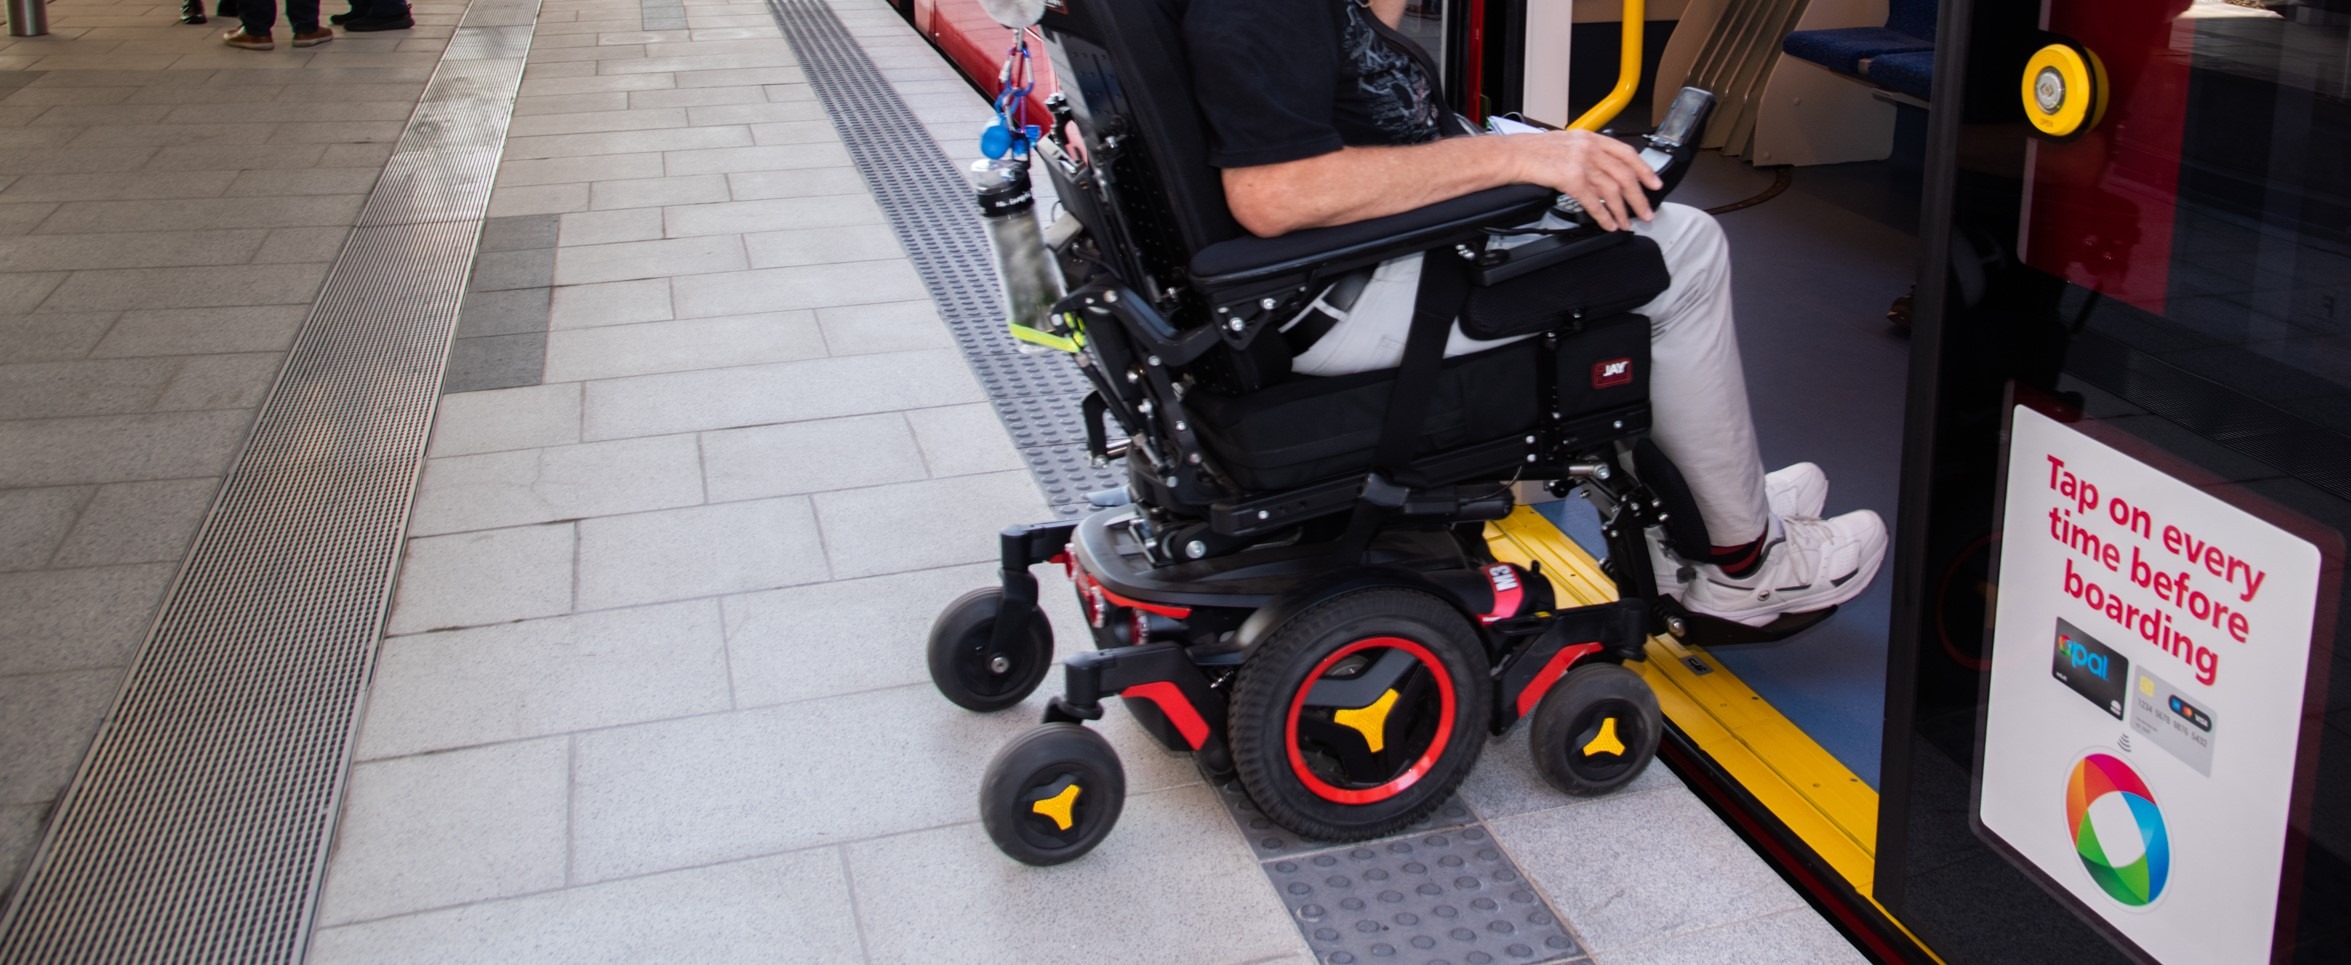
[
  {"left": 142, "top": 143, "right": 324, "bottom": 171},
  {"left": 0, "top": 229, "right": 265, "bottom": 272},
  {"left": 496, "top": 151, "right": 664, "bottom": 189},
  {"left": 586, "top": 172, "right": 727, "bottom": 210},
  {"left": 408, "top": 433, "right": 704, "bottom": 536},
  {"left": 721, "top": 561, "right": 1090, "bottom": 709},
  {"left": 904, "top": 402, "right": 1027, "bottom": 477},
  {"left": 555, "top": 206, "right": 665, "bottom": 247},
  {"left": 0, "top": 357, "right": 176, "bottom": 419},
  {"left": 467, "top": 247, "right": 557, "bottom": 292},
  {"left": 0, "top": 410, "right": 250, "bottom": 488},
  {"left": 762, "top": 82, "right": 816, "bottom": 102},
  {"left": 683, "top": 99, "right": 820, "bottom": 126},
  {"left": 723, "top": 165, "right": 864, "bottom": 201},
  {"left": 0, "top": 204, "right": 60, "bottom": 239},
  {"left": 440, "top": 332, "right": 546, "bottom": 394},
  {"left": 385, "top": 523, "right": 576, "bottom": 636},
  {"left": 699, "top": 411, "right": 925, "bottom": 503},
  {"left": 507, "top": 107, "right": 687, "bottom": 139},
  {"left": 659, "top": 193, "right": 882, "bottom": 238},
  {"left": 361, "top": 600, "right": 731, "bottom": 760},
  {"left": 504, "top": 125, "right": 751, "bottom": 160},
  {"left": 0, "top": 148, "right": 153, "bottom": 174},
  {"left": 0, "top": 802, "right": 45, "bottom": 901},
  {"left": 575, "top": 497, "right": 828, "bottom": 610},
  {"left": 547, "top": 276, "right": 671, "bottom": 329},
  {"left": 1492, "top": 784, "right": 1809, "bottom": 953},
  {"left": 49, "top": 477, "right": 216, "bottom": 568},
  {"left": 42, "top": 262, "right": 329, "bottom": 312},
  {"left": 0, "top": 170, "right": 235, "bottom": 202},
  {"left": 0, "top": 311, "right": 116, "bottom": 364},
  {"left": 0, "top": 486, "right": 89, "bottom": 572},
  {"left": 92, "top": 305, "right": 307, "bottom": 357},
  {"left": 660, "top": 141, "right": 849, "bottom": 176},
  {"left": 485, "top": 182, "right": 590, "bottom": 218},
  {"left": 1591, "top": 908, "right": 1866, "bottom": 965},
  {"left": 746, "top": 120, "right": 832, "bottom": 146},
  {"left": 541, "top": 310, "right": 820, "bottom": 382},
  {"left": 154, "top": 352, "right": 281, "bottom": 412},
  {"left": 222, "top": 168, "right": 386, "bottom": 197},
  {"left": 848, "top": 783, "right": 1309, "bottom": 965},
  {"left": 581, "top": 348, "right": 985, "bottom": 440},
  {"left": 426, "top": 381, "right": 582, "bottom": 458},
  {"left": 669, "top": 259, "right": 924, "bottom": 317},
  {"left": 742, "top": 221, "right": 901, "bottom": 269},
  {"left": 627, "top": 84, "right": 762, "bottom": 109},
  {"left": 36, "top": 195, "right": 363, "bottom": 233},
  {"left": 0, "top": 272, "right": 66, "bottom": 313},
  {"left": 0, "top": 668, "right": 120, "bottom": 805},
  {"left": 516, "top": 72, "right": 676, "bottom": 97},
  {"left": 550, "top": 234, "right": 744, "bottom": 285},
  {"left": 264, "top": 121, "right": 408, "bottom": 145},
  {"left": 512, "top": 91, "right": 630, "bottom": 115},
  {"left": 457, "top": 287, "right": 552, "bottom": 339},
  {"left": 315, "top": 738, "right": 570, "bottom": 927},
  {"left": 476, "top": 213, "right": 562, "bottom": 253},
  {"left": 813, "top": 471, "right": 1049, "bottom": 579},
  {"left": 0, "top": 562, "right": 174, "bottom": 677},
  {"left": 253, "top": 226, "right": 354, "bottom": 265},
  {"left": 308, "top": 848, "right": 863, "bottom": 964}
]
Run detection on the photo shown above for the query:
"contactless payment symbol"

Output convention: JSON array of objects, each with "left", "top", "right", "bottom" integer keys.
[{"left": 2067, "top": 753, "right": 2170, "bottom": 907}]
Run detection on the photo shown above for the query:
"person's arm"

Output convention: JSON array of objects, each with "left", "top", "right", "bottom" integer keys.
[{"left": 1221, "top": 128, "right": 1665, "bottom": 237}]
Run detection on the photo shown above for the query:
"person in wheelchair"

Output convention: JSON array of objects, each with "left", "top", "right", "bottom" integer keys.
[{"left": 1184, "top": 0, "right": 1888, "bottom": 627}]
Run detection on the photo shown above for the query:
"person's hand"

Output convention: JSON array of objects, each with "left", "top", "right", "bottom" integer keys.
[{"left": 1509, "top": 129, "right": 1662, "bottom": 232}]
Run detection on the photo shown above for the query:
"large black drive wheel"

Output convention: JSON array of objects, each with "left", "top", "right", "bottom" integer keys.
[
  {"left": 1229, "top": 588, "right": 1491, "bottom": 841},
  {"left": 1529, "top": 662, "right": 1661, "bottom": 797},
  {"left": 928, "top": 587, "right": 1053, "bottom": 712},
  {"left": 980, "top": 723, "right": 1126, "bottom": 865}
]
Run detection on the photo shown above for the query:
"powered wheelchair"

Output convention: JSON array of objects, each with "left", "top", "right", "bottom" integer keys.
[{"left": 925, "top": 0, "right": 1831, "bottom": 866}]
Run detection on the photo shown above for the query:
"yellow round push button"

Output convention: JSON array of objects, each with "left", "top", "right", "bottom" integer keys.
[{"left": 2022, "top": 41, "right": 2107, "bottom": 139}]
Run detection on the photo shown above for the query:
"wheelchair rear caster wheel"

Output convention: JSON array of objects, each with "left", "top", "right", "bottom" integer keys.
[
  {"left": 1229, "top": 588, "right": 1490, "bottom": 841},
  {"left": 980, "top": 723, "right": 1126, "bottom": 865},
  {"left": 1529, "top": 662, "right": 1661, "bottom": 796},
  {"left": 928, "top": 587, "right": 1053, "bottom": 712}
]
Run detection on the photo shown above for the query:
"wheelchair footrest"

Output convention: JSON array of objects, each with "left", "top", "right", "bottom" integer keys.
[{"left": 1655, "top": 597, "right": 1838, "bottom": 648}]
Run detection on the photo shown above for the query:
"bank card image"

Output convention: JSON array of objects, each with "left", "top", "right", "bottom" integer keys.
[
  {"left": 2051, "top": 619, "right": 2128, "bottom": 719},
  {"left": 2129, "top": 667, "right": 2217, "bottom": 776}
]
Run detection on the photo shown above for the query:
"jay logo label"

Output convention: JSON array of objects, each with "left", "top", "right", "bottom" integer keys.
[{"left": 1592, "top": 358, "right": 1633, "bottom": 388}]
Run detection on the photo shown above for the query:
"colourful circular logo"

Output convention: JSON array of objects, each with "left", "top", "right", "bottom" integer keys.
[{"left": 2066, "top": 753, "right": 2170, "bottom": 906}]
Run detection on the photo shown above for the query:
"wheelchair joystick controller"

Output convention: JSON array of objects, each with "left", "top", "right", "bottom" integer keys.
[{"left": 969, "top": 156, "right": 1067, "bottom": 353}]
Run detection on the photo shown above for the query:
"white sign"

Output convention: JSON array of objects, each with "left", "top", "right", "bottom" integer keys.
[{"left": 1978, "top": 405, "right": 2323, "bottom": 963}]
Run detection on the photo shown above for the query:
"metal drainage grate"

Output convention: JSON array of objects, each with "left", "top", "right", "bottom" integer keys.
[
  {"left": 763, "top": 0, "right": 1123, "bottom": 516},
  {"left": 0, "top": 19, "right": 537, "bottom": 964}
]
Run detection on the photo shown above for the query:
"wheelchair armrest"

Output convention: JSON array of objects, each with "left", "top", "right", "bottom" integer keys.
[{"left": 1186, "top": 184, "right": 1555, "bottom": 295}]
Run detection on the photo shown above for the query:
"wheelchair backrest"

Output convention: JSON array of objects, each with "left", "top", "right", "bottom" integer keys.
[{"left": 1036, "top": 0, "right": 1243, "bottom": 293}]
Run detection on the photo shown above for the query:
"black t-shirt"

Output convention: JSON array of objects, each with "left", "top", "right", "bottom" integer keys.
[{"left": 1184, "top": 0, "right": 1445, "bottom": 169}]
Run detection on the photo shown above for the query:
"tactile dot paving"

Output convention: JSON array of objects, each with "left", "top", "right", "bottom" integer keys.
[
  {"left": 1213, "top": 779, "right": 1479, "bottom": 860},
  {"left": 1021, "top": 443, "right": 1128, "bottom": 517},
  {"left": 965, "top": 351, "right": 1098, "bottom": 400},
  {"left": 995, "top": 394, "right": 1123, "bottom": 449},
  {"left": 1264, "top": 829, "right": 1585, "bottom": 965}
]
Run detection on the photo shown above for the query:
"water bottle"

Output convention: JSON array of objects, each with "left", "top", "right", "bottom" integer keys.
[{"left": 969, "top": 156, "right": 1065, "bottom": 352}]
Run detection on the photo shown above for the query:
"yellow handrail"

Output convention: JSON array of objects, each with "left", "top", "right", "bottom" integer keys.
[{"left": 1567, "top": 0, "right": 1645, "bottom": 131}]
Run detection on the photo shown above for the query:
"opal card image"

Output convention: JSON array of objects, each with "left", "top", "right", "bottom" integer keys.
[
  {"left": 2051, "top": 619, "right": 2128, "bottom": 720},
  {"left": 2129, "top": 667, "right": 2217, "bottom": 776}
]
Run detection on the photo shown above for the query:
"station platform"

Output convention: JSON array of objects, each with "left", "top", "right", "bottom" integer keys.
[{"left": 0, "top": 0, "right": 1872, "bottom": 961}]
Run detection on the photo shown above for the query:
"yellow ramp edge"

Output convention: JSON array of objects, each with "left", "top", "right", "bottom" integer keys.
[{"left": 1486, "top": 507, "right": 1881, "bottom": 892}]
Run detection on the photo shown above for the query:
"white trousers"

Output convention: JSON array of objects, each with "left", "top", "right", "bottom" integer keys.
[{"left": 1288, "top": 203, "right": 1771, "bottom": 546}]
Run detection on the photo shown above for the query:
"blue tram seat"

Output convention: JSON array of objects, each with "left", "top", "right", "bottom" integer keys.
[{"left": 1783, "top": 0, "right": 1937, "bottom": 97}]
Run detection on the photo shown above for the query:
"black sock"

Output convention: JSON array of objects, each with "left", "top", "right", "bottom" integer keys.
[{"left": 1707, "top": 532, "right": 1768, "bottom": 579}]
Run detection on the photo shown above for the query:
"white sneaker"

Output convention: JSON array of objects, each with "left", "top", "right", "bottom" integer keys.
[
  {"left": 1644, "top": 462, "right": 1832, "bottom": 598},
  {"left": 1680, "top": 509, "right": 1889, "bottom": 627}
]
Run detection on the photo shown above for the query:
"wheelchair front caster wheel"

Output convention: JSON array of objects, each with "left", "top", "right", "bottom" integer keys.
[
  {"left": 1529, "top": 662, "right": 1661, "bottom": 797},
  {"left": 1229, "top": 588, "right": 1490, "bottom": 841},
  {"left": 980, "top": 723, "right": 1126, "bottom": 865},
  {"left": 928, "top": 587, "right": 1053, "bottom": 712}
]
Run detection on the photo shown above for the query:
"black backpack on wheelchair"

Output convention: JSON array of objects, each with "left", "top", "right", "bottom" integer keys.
[{"left": 926, "top": 0, "right": 1819, "bottom": 865}]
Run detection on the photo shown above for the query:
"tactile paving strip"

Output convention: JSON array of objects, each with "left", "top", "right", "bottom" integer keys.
[
  {"left": 1264, "top": 829, "right": 1587, "bottom": 965},
  {"left": 763, "top": 0, "right": 1117, "bottom": 516},
  {"left": 1214, "top": 780, "right": 1480, "bottom": 860}
]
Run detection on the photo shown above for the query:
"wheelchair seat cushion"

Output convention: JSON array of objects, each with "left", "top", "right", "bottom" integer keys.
[{"left": 1187, "top": 311, "right": 1651, "bottom": 493}]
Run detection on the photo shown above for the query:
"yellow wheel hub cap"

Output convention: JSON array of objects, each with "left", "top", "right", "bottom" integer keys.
[
  {"left": 1030, "top": 783, "right": 1081, "bottom": 831},
  {"left": 1582, "top": 716, "right": 1626, "bottom": 758},
  {"left": 1331, "top": 689, "right": 1401, "bottom": 754}
]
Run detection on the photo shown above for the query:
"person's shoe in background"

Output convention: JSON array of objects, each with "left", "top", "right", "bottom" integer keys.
[{"left": 222, "top": 27, "right": 272, "bottom": 48}]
